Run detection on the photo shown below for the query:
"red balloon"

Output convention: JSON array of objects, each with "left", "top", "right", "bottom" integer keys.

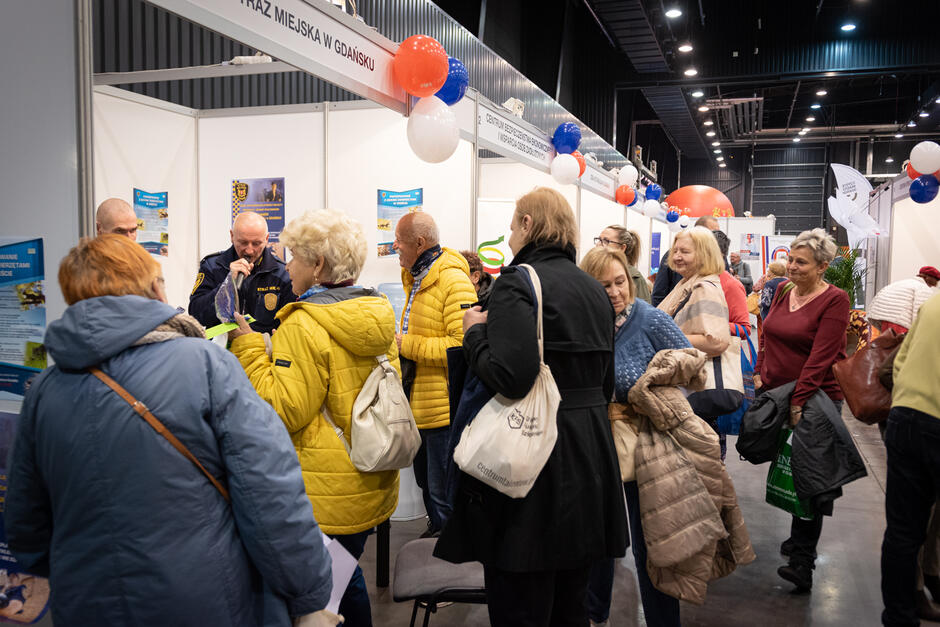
[
  {"left": 571, "top": 151, "right": 586, "bottom": 177},
  {"left": 615, "top": 185, "right": 636, "bottom": 205},
  {"left": 663, "top": 185, "right": 735, "bottom": 218},
  {"left": 393, "top": 35, "right": 449, "bottom": 98},
  {"left": 907, "top": 162, "right": 923, "bottom": 180}
]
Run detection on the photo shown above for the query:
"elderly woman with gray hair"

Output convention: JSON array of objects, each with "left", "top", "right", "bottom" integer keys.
[
  {"left": 754, "top": 227, "right": 851, "bottom": 593},
  {"left": 230, "top": 209, "right": 401, "bottom": 627}
]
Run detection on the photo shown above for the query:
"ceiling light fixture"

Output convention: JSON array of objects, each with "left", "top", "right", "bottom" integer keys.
[
  {"left": 811, "top": 103, "right": 821, "bottom": 109},
  {"left": 698, "top": 105, "right": 710, "bottom": 112},
  {"left": 717, "top": 156, "right": 724, "bottom": 161},
  {"left": 678, "top": 43, "right": 694, "bottom": 53},
  {"left": 665, "top": 8, "right": 682, "bottom": 18},
  {"left": 816, "top": 90, "right": 828, "bottom": 96},
  {"left": 908, "top": 121, "right": 917, "bottom": 127},
  {"left": 802, "top": 127, "right": 811, "bottom": 132},
  {"left": 799, "top": 130, "right": 808, "bottom": 136},
  {"left": 719, "top": 163, "right": 727, "bottom": 168},
  {"left": 704, "top": 120, "right": 714, "bottom": 126},
  {"left": 920, "top": 111, "right": 930, "bottom": 118},
  {"left": 712, "top": 141, "right": 720, "bottom": 146},
  {"left": 841, "top": 23, "right": 856, "bottom": 32},
  {"left": 792, "top": 137, "right": 801, "bottom": 142},
  {"left": 885, "top": 156, "right": 895, "bottom": 163},
  {"left": 806, "top": 116, "right": 816, "bottom": 122},
  {"left": 895, "top": 133, "right": 904, "bottom": 138},
  {"left": 713, "top": 149, "right": 722, "bottom": 154},
  {"left": 691, "top": 90, "right": 704, "bottom": 98},
  {"left": 706, "top": 130, "right": 716, "bottom": 137},
  {"left": 684, "top": 68, "right": 698, "bottom": 77}
]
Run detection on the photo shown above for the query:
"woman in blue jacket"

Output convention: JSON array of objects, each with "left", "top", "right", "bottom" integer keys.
[
  {"left": 5, "top": 235, "right": 333, "bottom": 627},
  {"left": 580, "top": 246, "right": 692, "bottom": 627}
]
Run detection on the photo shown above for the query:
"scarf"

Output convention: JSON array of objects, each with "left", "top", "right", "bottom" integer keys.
[
  {"left": 656, "top": 274, "right": 729, "bottom": 342},
  {"left": 133, "top": 313, "right": 206, "bottom": 346},
  {"left": 409, "top": 245, "right": 443, "bottom": 278},
  {"left": 299, "top": 279, "right": 357, "bottom": 301},
  {"left": 614, "top": 302, "right": 634, "bottom": 330}
]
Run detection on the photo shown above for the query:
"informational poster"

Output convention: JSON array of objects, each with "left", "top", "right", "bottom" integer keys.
[
  {"left": 133, "top": 189, "right": 169, "bottom": 257},
  {"left": 0, "top": 239, "right": 45, "bottom": 401},
  {"left": 377, "top": 189, "right": 422, "bottom": 257},
  {"left": 0, "top": 411, "right": 51, "bottom": 623},
  {"left": 232, "top": 177, "right": 286, "bottom": 257},
  {"left": 740, "top": 233, "right": 761, "bottom": 261},
  {"left": 649, "top": 232, "right": 662, "bottom": 273},
  {"left": 475, "top": 199, "right": 516, "bottom": 276},
  {"left": 762, "top": 235, "right": 793, "bottom": 273}
]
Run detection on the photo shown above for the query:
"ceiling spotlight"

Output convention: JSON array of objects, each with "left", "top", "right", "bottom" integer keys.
[
  {"left": 678, "top": 43, "right": 694, "bottom": 53},
  {"left": 792, "top": 137, "right": 801, "bottom": 142},
  {"left": 920, "top": 111, "right": 930, "bottom": 118},
  {"left": 706, "top": 130, "right": 716, "bottom": 137},
  {"left": 717, "top": 156, "right": 724, "bottom": 161},
  {"left": 810, "top": 103, "right": 822, "bottom": 109},
  {"left": 704, "top": 120, "right": 714, "bottom": 126},
  {"left": 712, "top": 141, "right": 720, "bottom": 146},
  {"left": 816, "top": 90, "right": 828, "bottom": 96},
  {"left": 713, "top": 149, "right": 722, "bottom": 154},
  {"left": 895, "top": 133, "right": 904, "bottom": 138},
  {"left": 799, "top": 130, "right": 808, "bottom": 136},
  {"left": 691, "top": 90, "right": 704, "bottom": 98},
  {"left": 684, "top": 68, "right": 698, "bottom": 77},
  {"left": 841, "top": 23, "right": 856, "bottom": 32},
  {"left": 802, "top": 127, "right": 811, "bottom": 132},
  {"left": 806, "top": 116, "right": 816, "bottom": 122},
  {"left": 885, "top": 156, "right": 895, "bottom": 163},
  {"left": 719, "top": 163, "right": 727, "bottom": 168},
  {"left": 698, "top": 105, "right": 710, "bottom": 112},
  {"left": 908, "top": 120, "right": 917, "bottom": 127},
  {"left": 665, "top": 8, "right": 682, "bottom": 18}
]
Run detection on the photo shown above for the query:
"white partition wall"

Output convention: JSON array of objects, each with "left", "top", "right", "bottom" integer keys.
[
  {"left": 625, "top": 210, "right": 653, "bottom": 277},
  {"left": 579, "top": 190, "right": 624, "bottom": 260},
  {"left": 198, "top": 107, "right": 326, "bottom": 262},
  {"left": 326, "top": 105, "right": 474, "bottom": 288},
  {"left": 93, "top": 89, "right": 198, "bottom": 310},
  {"left": 724, "top": 216, "right": 776, "bottom": 279},
  {"left": 889, "top": 195, "right": 940, "bottom": 283},
  {"left": 479, "top": 160, "right": 579, "bottom": 212},
  {"left": 649, "top": 220, "right": 672, "bottom": 278}
]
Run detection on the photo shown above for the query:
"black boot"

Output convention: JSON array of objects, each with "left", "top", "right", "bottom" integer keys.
[
  {"left": 917, "top": 589, "right": 940, "bottom": 622},
  {"left": 778, "top": 563, "right": 813, "bottom": 591},
  {"left": 925, "top": 574, "right": 940, "bottom": 602}
]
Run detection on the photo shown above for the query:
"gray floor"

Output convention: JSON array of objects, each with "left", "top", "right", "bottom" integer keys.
[{"left": 361, "top": 414, "right": 940, "bottom": 626}]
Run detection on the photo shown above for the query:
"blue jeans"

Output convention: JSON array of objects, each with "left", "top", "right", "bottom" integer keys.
[
  {"left": 329, "top": 530, "right": 373, "bottom": 627},
  {"left": 881, "top": 407, "right": 940, "bottom": 626},
  {"left": 413, "top": 426, "right": 452, "bottom": 532},
  {"left": 588, "top": 482, "right": 680, "bottom": 626}
]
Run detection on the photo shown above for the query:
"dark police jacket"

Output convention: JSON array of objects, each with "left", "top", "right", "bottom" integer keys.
[{"left": 188, "top": 245, "right": 295, "bottom": 334}]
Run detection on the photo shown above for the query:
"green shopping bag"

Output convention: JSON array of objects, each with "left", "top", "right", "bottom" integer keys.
[{"left": 765, "top": 428, "right": 814, "bottom": 519}]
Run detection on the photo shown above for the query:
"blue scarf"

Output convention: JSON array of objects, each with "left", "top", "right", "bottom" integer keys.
[{"left": 409, "top": 245, "right": 443, "bottom": 278}]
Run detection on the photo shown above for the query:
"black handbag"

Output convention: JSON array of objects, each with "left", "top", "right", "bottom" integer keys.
[{"left": 399, "top": 355, "right": 417, "bottom": 400}]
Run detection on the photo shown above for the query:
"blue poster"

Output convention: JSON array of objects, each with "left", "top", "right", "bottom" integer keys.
[
  {"left": 231, "top": 178, "right": 286, "bottom": 245},
  {"left": 133, "top": 189, "right": 169, "bottom": 257},
  {"left": 650, "top": 232, "right": 662, "bottom": 273},
  {"left": 0, "top": 411, "right": 51, "bottom": 623},
  {"left": 0, "top": 239, "right": 45, "bottom": 401},
  {"left": 377, "top": 189, "right": 423, "bottom": 257}
]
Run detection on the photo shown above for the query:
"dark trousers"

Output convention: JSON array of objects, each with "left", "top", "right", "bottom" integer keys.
[
  {"left": 412, "top": 426, "right": 451, "bottom": 532},
  {"left": 330, "top": 530, "right": 373, "bottom": 627},
  {"left": 484, "top": 565, "right": 591, "bottom": 627},
  {"left": 881, "top": 407, "right": 940, "bottom": 627}
]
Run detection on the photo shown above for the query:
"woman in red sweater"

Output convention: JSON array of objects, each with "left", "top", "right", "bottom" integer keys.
[{"left": 754, "top": 228, "right": 850, "bottom": 593}]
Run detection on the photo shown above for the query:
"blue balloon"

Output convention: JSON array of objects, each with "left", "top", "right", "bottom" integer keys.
[
  {"left": 911, "top": 174, "right": 940, "bottom": 204},
  {"left": 627, "top": 192, "right": 639, "bottom": 207},
  {"left": 666, "top": 210, "right": 680, "bottom": 223},
  {"left": 645, "top": 183, "right": 662, "bottom": 201},
  {"left": 552, "top": 122, "right": 582, "bottom": 154},
  {"left": 434, "top": 57, "right": 469, "bottom": 106}
]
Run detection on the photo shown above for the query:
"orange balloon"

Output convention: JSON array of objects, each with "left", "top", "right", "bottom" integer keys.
[
  {"left": 571, "top": 150, "right": 586, "bottom": 177},
  {"left": 663, "top": 185, "right": 735, "bottom": 218},
  {"left": 615, "top": 185, "right": 636, "bottom": 205},
  {"left": 393, "top": 35, "right": 449, "bottom": 98},
  {"left": 907, "top": 162, "right": 923, "bottom": 180}
]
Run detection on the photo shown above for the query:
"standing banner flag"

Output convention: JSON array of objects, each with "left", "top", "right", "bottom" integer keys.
[
  {"left": 828, "top": 164, "right": 882, "bottom": 250},
  {"left": 377, "top": 189, "right": 422, "bottom": 257},
  {"left": 133, "top": 189, "right": 169, "bottom": 257}
]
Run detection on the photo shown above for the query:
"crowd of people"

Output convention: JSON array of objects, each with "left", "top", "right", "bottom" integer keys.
[{"left": 3, "top": 191, "right": 938, "bottom": 627}]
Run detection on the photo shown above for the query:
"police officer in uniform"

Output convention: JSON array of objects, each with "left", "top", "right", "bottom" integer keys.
[{"left": 189, "top": 211, "right": 294, "bottom": 334}]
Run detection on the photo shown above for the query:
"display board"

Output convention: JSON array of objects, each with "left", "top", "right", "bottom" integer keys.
[
  {"left": 578, "top": 190, "right": 624, "bottom": 260},
  {"left": 889, "top": 194, "right": 940, "bottom": 284},
  {"left": 649, "top": 220, "right": 672, "bottom": 278},
  {"left": 723, "top": 216, "right": 776, "bottom": 279},
  {"left": 94, "top": 89, "right": 198, "bottom": 310},
  {"left": 625, "top": 209, "right": 652, "bottom": 277}
]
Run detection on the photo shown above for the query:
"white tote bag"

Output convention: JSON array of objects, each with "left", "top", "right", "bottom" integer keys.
[{"left": 452, "top": 264, "right": 561, "bottom": 499}]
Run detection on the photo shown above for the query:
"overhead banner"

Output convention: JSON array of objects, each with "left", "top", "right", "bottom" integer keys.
[
  {"left": 477, "top": 105, "right": 554, "bottom": 171},
  {"left": 149, "top": 0, "right": 405, "bottom": 111},
  {"left": 0, "top": 239, "right": 45, "bottom": 401},
  {"left": 133, "top": 189, "right": 169, "bottom": 257},
  {"left": 580, "top": 165, "right": 616, "bottom": 199},
  {"left": 377, "top": 189, "right": 422, "bottom": 257}
]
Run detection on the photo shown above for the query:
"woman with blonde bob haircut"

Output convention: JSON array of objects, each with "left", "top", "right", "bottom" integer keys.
[
  {"left": 230, "top": 208, "right": 400, "bottom": 627},
  {"left": 7, "top": 234, "right": 334, "bottom": 626},
  {"left": 436, "top": 187, "right": 628, "bottom": 625}
]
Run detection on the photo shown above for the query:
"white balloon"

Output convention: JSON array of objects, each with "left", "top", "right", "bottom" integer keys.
[
  {"left": 909, "top": 141, "right": 940, "bottom": 175},
  {"left": 668, "top": 221, "right": 682, "bottom": 232},
  {"left": 678, "top": 214, "right": 691, "bottom": 228},
  {"left": 618, "top": 164, "right": 639, "bottom": 188},
  {"left": 551, "top": 154, "right": 580, "bottom": 185},
  {"left": 407, "top": 96, "right": 460, "bottom": 163},
  {"left": 642, "top": 199, "right": 660, "bottom": 218}
]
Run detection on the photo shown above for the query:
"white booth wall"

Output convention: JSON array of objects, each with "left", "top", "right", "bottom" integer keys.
[
  {"left": 479, "top": 160, "right": 579, "bottom": 210},
  {"left": 93, "top": 89, "right": 199, "bottom": 310},
  {"left": 648, "top": 219, "right": 672, "bottom": 278},
  {"left": 626, "top": 209, "right": 653, "bottom": 277},
  {"left": 579, "top": 189, "right": 625, "bottom": 260},
  {"left": 889, "top": 194, "right": 940, "bottom": 283}
]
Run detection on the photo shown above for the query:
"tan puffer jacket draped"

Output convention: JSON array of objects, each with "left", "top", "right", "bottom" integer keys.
[{"left": 623, "top": 348, "right": 756, "bottom": 605}]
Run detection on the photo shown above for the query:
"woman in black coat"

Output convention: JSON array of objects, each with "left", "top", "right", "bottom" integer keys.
[{"left": 435, "top": 187, "right": 628, "bottom": 626}]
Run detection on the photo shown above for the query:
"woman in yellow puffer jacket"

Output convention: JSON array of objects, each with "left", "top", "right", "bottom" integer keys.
[{"left": 230, "top": 209, "right": 399, "bottom": 627}]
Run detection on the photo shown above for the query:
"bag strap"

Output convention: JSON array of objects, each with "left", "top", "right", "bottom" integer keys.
[
  {"left": 88, "top": 367, "right": 231, "bottom": 502},
  {"left": 516, "top": 264, "right": 546, "bottom": 363},
  {"left": 771, "top": 280, "right": 795, "bottom": 309},
  {"left": 321, "top": 354, "right": 395, "bottom": 454}
]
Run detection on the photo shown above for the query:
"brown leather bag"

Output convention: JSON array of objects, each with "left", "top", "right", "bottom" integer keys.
[{"left": 832, "top": 328, "right": 906, "bottom": 425}]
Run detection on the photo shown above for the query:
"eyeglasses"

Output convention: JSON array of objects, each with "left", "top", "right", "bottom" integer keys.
[{"left": 594, "top": 237, "right": 613, "bottom": 247}]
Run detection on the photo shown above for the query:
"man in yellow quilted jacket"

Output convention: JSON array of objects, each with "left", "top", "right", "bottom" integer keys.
[{"left": 394, "top": 212, "right": 477, "bottom": 536}]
